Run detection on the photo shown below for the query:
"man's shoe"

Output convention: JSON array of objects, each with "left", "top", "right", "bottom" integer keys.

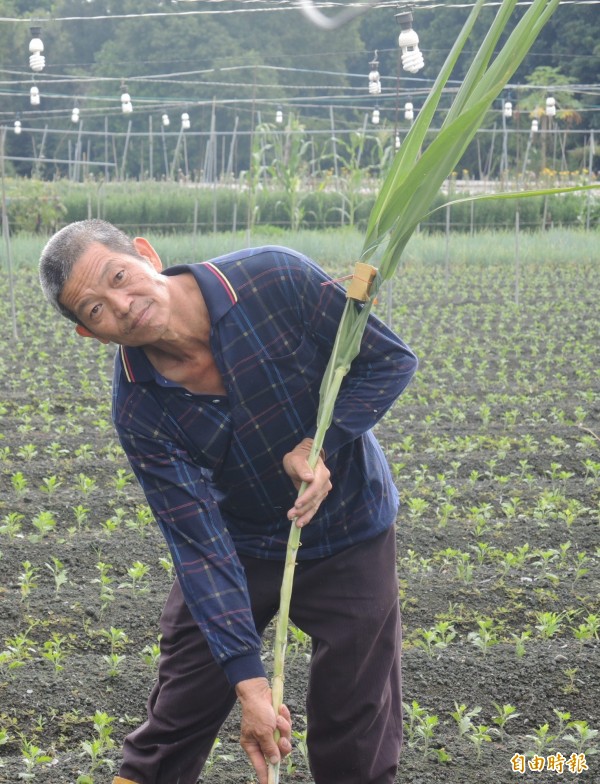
[{"left": 112, "top": 778, "right": 139, "bottom": 784}]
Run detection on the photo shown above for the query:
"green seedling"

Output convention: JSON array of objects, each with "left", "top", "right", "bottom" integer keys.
[
  {"left": 125, "top": 505, "right": 154, "bottom": 537},
  {"left": 511, "top": 630, "right": 532, "bottom": 658},
  {"left": 18, "top": 734, "right": 53, "bottom": 780},
  {"left": 75, "top": 473, "right": 98, "bottom": 496},
  {"left": 41, "top": 633, "right": 69, "bottom": 672},
  {"left": 0, "top": 628, "right": 37, "bottom": 671},
  {"left": 158, "top": 555, "right": 174, "bottom": 580},
  {"left": 18, "top": 561, "right": 38, "bottom": 602},
  {"left": 40, "top": 475, "right": 62, "bottom": 497},
  {"left": 11, "top": 472, "right": 28, "bottom": 497},
  {"left": 0, "top": 512, "right": 24, "bottom": 538},
  {"left": 77, "top": 711, "right": 117, "bottom": 782},
  {"left": 16, "top": 444, "right": 37, "bottom": 462},
  {"left": 74, "top": 443, "right": 94, "bottom": 460},
  {"left": 139, "top": 641, "right": 161, "bottom": 670},
  {"left": 204, "top": 737, "right": 235, "bottom": 774},
  {"left": 467, "top": 724, "right": 495, "bottom": 761},
  {"left": 44, "top": 442, "right": 69, "bottom": 459},
  {"left": 524, "top": 723, "right": 557, "bottom": 757},
  {"left": 112, "top": 468, "right": 134, "bottom": 495},
  {"left": 451, "top": 703, "right": 482, "bottom": 738},
  {"left": 45, "top": 556, "right": 68, "bottom": 594},
  {"left": 30, "top": 511, "right": 57, "bottom": 541},
  {"left": 467, "top": 618, "right": 500, "bottom": 655},
  {"left": 562, "top": 720, "right": 599, "bottom": 756},
  {"left": 92, "top": 562, "right": 115, "bottom": 612},
  {"left": 402, "top": 700, "right": 442, "bottom": 759},
  {"left": 72, "top": 505, "right": 90, "bottom": 529},
  {"left": 491, "top": 703, "right": 520, "bottom": 738},
  {"left": 288, "top": 624, "right": 311, "bottom": 661},
  {"left": 534, "top": 610, "right": 565, "bottom": 639},
  {"left": 98, "top": 626, "right": 129, "bottom": 675},
  {"left": 414, "top": 622, "right": 456, "bottom": 657},
  {"left": 562, "top": 667, "right": 579, "bottom": 695},
  {"left": 455, "top": 552, "right": 474, "bottom": 585},
  {"left": 119, "top": 561, "right": 150, "bottom": 595},
  {"left": 101, "top": 507, "right": 127, "bottom": 534},
  {"left": 405, "top": 496, "right": 430, "bottom": 522}
]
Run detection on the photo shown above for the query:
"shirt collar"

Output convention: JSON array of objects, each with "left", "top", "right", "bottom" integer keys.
[{"left": 118, "top": 261, "right": 238, "bottom": 384}]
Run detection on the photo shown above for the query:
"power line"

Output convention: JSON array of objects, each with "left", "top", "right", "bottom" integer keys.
[{"left": 1, "top": 0, "right": 600, "bottom": 24}]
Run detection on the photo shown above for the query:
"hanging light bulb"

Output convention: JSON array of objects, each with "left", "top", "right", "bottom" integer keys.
[
  {"left": 275, "top": 106, "right": 284, "bottom": 124},
  {"left": 162, "top": 113, "right": 170, "bottom": 127},
  {"left": 71, "top": 107, "right": 80, "bottom": 123},
  {"left": 14, "top": 119, "right": 22, "bottom": 135},
  {"left": 396, "top": 11, "right": 424, "bottom": 74},
  {"left": 545, "top": 96, "right": 556, "bottom": 117},
  {"left": 29, "top": 26, "right": 45, "bottom": 72},
  {"left": 503, "top": 100, "right": 513, "bottom": 119},
  {"left": 531, "top": 118, "right": 539, "bottom": 133},
  {"left": 368, "top": 51, "right": 381, "bottom": 96},
  {"left": 395, "top": 133, "right": 401, "bottom": 150},
  {"left": 181, "top": 112, "right": 191, "bottom": 130},
  {"left": 404, "top": 101, "right": 414, "bottom": 121},
  {"left": 30, "top": 85, "right": 40, "bottom": 106},
  {"left": 371, "top": 107, "right": 380, "bottom": 125},
  {"left": 121, "top": 83, "right": 133, "bottom": 114}
]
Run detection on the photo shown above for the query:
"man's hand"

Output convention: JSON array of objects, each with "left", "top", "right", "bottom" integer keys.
[
  {"left": 282, "top": 437, "right": 332, "bottom": 527},
  {"left": 236, "top": 677, "right": 292, "bottom": 784}
]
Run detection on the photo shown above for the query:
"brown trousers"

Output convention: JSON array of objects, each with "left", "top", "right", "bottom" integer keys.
[{"left": 118, "top": 526, "right": 403, "bottom": 784}]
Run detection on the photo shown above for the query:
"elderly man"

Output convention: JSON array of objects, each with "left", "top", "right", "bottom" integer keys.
[{"left": 39, "top": 219, "right": 417, "bottom": 784}]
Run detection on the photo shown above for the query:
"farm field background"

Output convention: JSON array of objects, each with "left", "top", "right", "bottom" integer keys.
[{"left": 0, "top": 227, "right": 599, "bottom": 783}]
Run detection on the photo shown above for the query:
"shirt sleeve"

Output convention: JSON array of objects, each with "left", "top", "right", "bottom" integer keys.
[
  {"left": 290, "top": 252, "right": 418, "bottom": 458},
  {"left": 113, "top": 385, "right": 265, "bottom": 686}
]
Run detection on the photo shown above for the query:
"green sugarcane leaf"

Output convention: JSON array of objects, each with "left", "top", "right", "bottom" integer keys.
[
  {"left": 469, "top": 0, "right": 560, "bottom": 106},
  {"left": 367, "top": 95, "right": 498, "bottom": 274},
  {"left": 444, "top": 0, "right": 520, "bottom": 127},
  {"left": 425, "top": 184, "right": 600, "bottom": 220},
  {"left": 367, "top": 0, "right": 561, "bottom": 264},
  {"left": 364, "top": 0, "right": 485, "bottom": 252}
]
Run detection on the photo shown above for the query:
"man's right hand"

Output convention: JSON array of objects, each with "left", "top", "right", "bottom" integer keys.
[{"left": 236, "top": 677, "right": 292, "bottom": 784}]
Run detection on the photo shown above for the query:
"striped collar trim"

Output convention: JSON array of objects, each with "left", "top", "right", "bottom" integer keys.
[
  {"left": 119, "top": 345, "right": 136, "bottom": 382},
  {"left": 201, "top": 261, "right": 238, "bottom": 304}
]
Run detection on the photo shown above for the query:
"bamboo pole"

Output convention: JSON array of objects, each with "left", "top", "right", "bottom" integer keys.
[{"left": 0, "top": 128, "right": 18, "bottom": 340}]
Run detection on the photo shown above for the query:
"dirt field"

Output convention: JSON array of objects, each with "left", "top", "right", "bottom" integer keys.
[{"left": 1, "top": 252, "right": 599, "bottom": 783}]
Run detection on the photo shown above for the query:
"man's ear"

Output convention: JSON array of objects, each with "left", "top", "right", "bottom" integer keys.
[
  {"left": 133, "top": 237, "right": 162, "bottom": 272},
  {"left": 75, "top": 324, "right": 111, "bottom": 345}
]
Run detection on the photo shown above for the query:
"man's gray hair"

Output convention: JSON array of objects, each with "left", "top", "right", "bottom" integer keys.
[{"left": 39, "top": 219, "right": 142, "bottom": 323}]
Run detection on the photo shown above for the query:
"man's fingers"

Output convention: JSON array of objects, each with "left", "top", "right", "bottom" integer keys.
[
  {"left": 288, "top": 467, "right": 332, "bottom": 525},
  {"left": 245, "top": 745, "right": 269, "bottom": 784}
]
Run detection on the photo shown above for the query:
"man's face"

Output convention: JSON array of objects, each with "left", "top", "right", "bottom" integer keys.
[{"left": 59, "top": 240, "right": 171, "bottom": 346}]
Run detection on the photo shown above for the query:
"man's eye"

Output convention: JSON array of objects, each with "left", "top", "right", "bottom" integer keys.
[
  {"left": 115, "top": 270, "right": 125, "bottom": 282},
  {"left": 90, "top": 304, "right": 101, "bottom": 318}
]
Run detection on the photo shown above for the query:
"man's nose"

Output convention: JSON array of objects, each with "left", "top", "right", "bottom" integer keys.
[{"left": 109, "top": 290, "right": 132, "bottom": 317}]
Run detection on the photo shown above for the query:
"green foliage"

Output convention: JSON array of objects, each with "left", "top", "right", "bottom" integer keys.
[
  {"left": 5, "top": 176, "right": 593, "bottom": 238},
  {"left": 3, "top": 178, "right": 67, "bottom": 233}
]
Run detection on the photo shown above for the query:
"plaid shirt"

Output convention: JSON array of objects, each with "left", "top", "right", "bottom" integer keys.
[{"left": 112, "top": 246, "right": 417, "bottom": 684}]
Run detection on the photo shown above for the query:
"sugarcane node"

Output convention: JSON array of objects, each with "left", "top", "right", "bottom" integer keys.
[{"left": 346, "top": 262, "right": 378, "bottom": 302}]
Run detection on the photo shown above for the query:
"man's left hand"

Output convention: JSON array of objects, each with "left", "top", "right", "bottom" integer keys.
[{"left": 282, "top": 438, "right": 332, "bottom": 527}]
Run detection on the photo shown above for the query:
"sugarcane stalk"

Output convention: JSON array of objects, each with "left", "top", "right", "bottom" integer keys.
[{"left": 267, "top": 364, "right": 351, "bottom": 784}]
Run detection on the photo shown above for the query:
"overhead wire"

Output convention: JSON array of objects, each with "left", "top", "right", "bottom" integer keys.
[{"left": 1, "top": 0, "right": 600, "bottom": 23}]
